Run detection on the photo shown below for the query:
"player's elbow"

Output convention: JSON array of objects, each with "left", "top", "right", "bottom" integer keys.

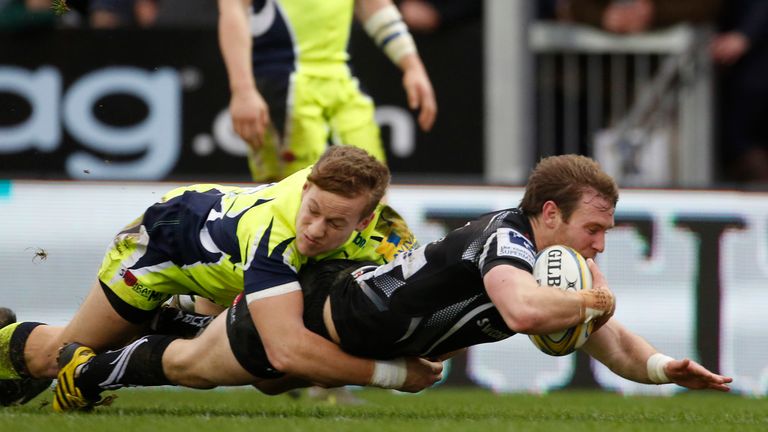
[
  {"left": 263, "top": 346, "right": 295, "bottom": 374},
  {"left": 263, "top": 340, "right": 305, "bottom": 375}
]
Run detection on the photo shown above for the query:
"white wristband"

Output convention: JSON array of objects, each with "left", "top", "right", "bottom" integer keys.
[
  {"left": 646, "top": 353, "right": 674, "bottom": 384},
  {"left": 363, "top": 5, "right": 417, "bottom": 64},
  {"left": 370, "top": 358, "right": 407, "bottom": 389}
]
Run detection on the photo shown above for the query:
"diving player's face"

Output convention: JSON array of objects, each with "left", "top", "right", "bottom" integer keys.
[
  {"left": 551, "top": 190, "right": 615, "bottom": 260},
  {"left": 295, "top": 183, "right": 372, "bottom": 257}
]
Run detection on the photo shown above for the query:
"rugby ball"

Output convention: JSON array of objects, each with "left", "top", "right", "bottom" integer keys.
[{"left": 528, "top": 245, "right": 594, "bottom": 356}]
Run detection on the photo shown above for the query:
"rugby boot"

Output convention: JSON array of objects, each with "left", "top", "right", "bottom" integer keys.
[{"left": 52, "top": 343, "right": 114, "bottom": 412}]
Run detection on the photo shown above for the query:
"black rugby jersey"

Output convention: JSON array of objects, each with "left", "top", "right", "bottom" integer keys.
[{"left": 329, "top": 208, "right": 539, "bottom": 359}]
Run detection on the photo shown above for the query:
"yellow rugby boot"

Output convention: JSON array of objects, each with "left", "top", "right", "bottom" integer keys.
[{"left": 53, "top": 343, "right": 114, "bottom": 412}]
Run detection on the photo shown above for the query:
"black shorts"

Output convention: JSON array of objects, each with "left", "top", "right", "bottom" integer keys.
[
  {"left": 226, "top": 293, "right": 283, "bottom": 379},
  {"left": 225, "top": 259, "right": 365, "bottom": 379}
]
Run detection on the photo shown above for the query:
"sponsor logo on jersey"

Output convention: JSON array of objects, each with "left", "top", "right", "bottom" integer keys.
[
  {"left": 122, "top": 269, "right": 138, "bottom": 286},
  {"left": 353, "top": 232, "right": 367, "bottom": 247},
  {"left": 495, "top": 228, "right": 536, "bottom": 267},
  {"left": 476, "top": 317, "right": 512, "bottom": 340},
  {"left": 375, "top": 230, "right": 417, "bottom": 262},
  {"left": 174, "top": 310, "right": 213, "bottom": 328},
  {"left": 120, "top": 269, "right": 162, "bottom": 301},
  {"left": 130, "top": 284, "right": 163, "bottom": 302}
]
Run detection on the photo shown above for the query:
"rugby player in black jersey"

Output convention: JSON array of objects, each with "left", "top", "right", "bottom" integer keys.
[{"left": 53, "top": 155, "right": 731, "bottom": 411}]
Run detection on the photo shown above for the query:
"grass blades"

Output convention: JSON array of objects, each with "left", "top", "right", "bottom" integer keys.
[{"left": 2, "top": 387, "right": 766, "bottom": 432}]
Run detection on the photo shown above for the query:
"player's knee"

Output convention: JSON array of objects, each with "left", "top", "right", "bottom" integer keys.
[{"left": 162, "top": 343, "right": 217, "bottom": 389}]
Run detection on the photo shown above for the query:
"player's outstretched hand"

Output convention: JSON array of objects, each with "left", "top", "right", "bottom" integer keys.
[
  {"left": 400, "top": 58, "right": 437, "bottom": 132},
  {"left": 400, "top": 357, "right": 443, "bottom": 392},
  {"left": 666, "top": 358, "right": 733, "bottom": 392},
  {"left": 230, "top": 87, "right": 271, "bottom": 151}
]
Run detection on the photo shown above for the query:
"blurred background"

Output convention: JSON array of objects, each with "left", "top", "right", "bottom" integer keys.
[
  {"left": 2, "top": 0, "right": 768, "bottom": 396},
  {"left": 6, "top": 0, "right": 768, "bottom": 187}
]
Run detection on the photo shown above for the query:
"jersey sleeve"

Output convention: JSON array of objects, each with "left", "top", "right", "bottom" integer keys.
[
  {"left": 478, "top": 225, "right": 537, "bottom": 277},
  {"left": 243, "top": 239, "right": 301, "bottom": 302},
  {"left": 240, "top": 213, "right": 303, "bottom": 303}
]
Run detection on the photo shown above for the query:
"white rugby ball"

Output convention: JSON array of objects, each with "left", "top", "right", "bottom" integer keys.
[{"left": 528, "top": 245, "right": 594, "bottom": 356}]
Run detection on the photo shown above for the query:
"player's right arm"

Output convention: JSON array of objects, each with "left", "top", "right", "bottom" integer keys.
[
  {"left": 218, "top": 0, "right": 270, "bottom": 149},
  {"left": 484, "top": 264, "right": 587, "bottom": 334},
  {"left": 248, "top": 289, "right": 442, "bottom": 392},
  {"left": 480, "top": 223, "right": 614, "bottom": 335}
]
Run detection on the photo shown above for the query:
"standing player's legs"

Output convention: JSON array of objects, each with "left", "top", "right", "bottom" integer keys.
[
  {"left": 247, "top": 73, "right": 292, "bottom": 182},
  {"left": 247, "top": 134, "right": 283, "bottom": 183},
  {"left": 280, "top": 73, "right": 336, "bottom": 177},
  {"left": 251, "top": 72, "right": 383, "bottom": 182},
  {"left": 329, "top": 76, "right": 385, "bottom": 163}
]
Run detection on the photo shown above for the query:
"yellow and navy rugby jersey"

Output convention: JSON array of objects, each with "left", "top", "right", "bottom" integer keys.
[
  {"left": 157, "top": 167, "right": 415, "bottom": 306},
  {"left": 250, "top": 0, "right": 354, "bottom": 77}
]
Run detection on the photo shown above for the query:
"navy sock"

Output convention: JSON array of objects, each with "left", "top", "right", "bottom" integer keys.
[{"left": 76, "top": 335, "right": 177, "bottom": 398}]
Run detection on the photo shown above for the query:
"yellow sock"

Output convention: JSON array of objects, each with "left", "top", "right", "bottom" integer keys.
[{"left": 0, "top": 322, "right": 22, "bottom": 379}]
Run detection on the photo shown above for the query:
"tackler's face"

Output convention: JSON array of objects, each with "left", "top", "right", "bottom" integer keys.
[
  {"left": 295, "top": 183, "right": 373, "bottom": 257},
  {"left": 550, "top": 190, "right": 615, "bottom": 260}
]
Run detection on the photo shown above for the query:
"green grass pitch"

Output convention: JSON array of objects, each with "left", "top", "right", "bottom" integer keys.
[{"left": 2, "top": 387, "right": 766, "bottom": 432}]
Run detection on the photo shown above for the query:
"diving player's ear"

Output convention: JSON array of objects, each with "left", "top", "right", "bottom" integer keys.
[
  {"left": 541, "top": 201, "right": 561, "bottom": 228},
  {"left": 356, "top": 212, "right": 376, "bottom": 231}
]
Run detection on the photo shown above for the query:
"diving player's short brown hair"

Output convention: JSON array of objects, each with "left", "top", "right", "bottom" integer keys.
[
  {"left": 520, "top": 154, "right": 619, "bottom": 221},
  {"left": 307, "top": 146, "right": 390, "bottom": 218}
]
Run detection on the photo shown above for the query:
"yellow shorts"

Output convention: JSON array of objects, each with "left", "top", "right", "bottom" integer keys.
[
  {"left": 97, "top": 187, "right": 242, "bottom": 315},
  {"left": 249, "top": 72, "right": 385, "bottom": 182}
]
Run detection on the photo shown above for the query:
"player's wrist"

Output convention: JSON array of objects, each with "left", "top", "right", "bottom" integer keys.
[
  {"left": 398, "top": 53, "right": 424, "bottom": 72},
  {"left": 370, "top": 358, "right": 407, "bottom": 389},
  {"left": 577, "top": 288, "right": 615, "bottom": 322},
  {"left": 647, "top": 353, "right": 673, "bottom": 384},
  {"left": 229, "top": 78, "right": 258, "bottom": 95}
]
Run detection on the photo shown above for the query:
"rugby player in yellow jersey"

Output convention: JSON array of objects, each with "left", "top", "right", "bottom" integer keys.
[
  {"left": 0, "top": 146, "right": 440, "bottom": 407},
  {"left": 219, "top": 0, "right": 437, "bottom": 182}
]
